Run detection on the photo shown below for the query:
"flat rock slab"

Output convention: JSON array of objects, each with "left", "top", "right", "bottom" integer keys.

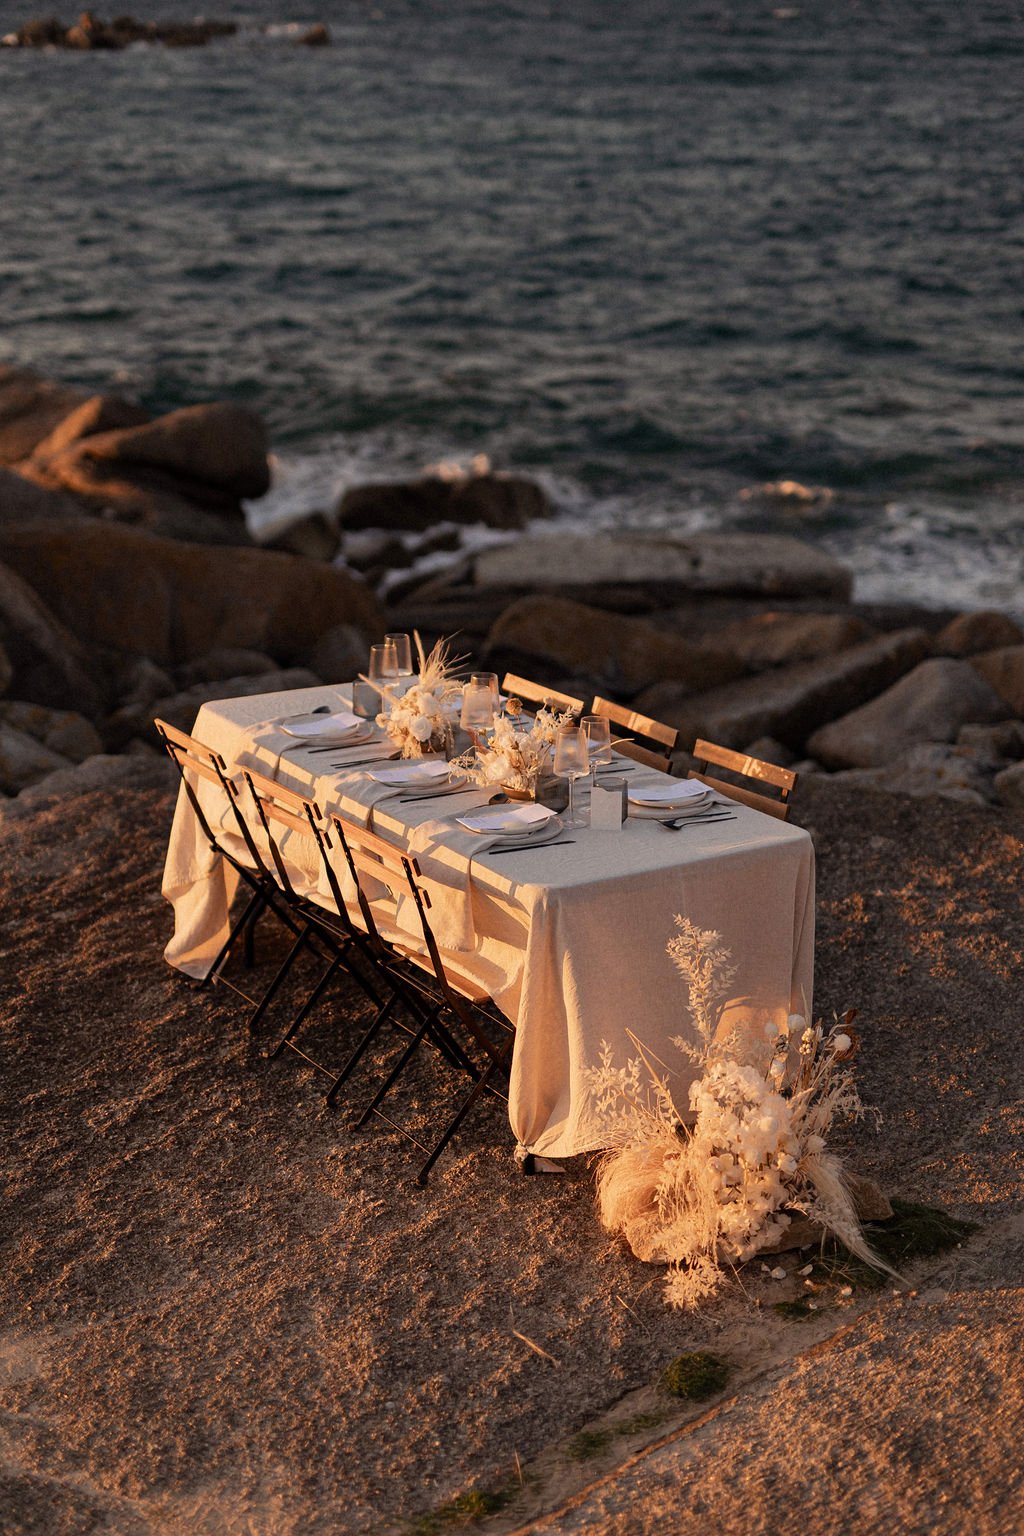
[
  {"left": 638, "top": 628, "right": 931, "bottom": 753},
  {"left": 473, "top": 533, "right": 853, "bottom": 603},
  {"left": 487, "top": 595, "right": 744, "bottom": 696}
]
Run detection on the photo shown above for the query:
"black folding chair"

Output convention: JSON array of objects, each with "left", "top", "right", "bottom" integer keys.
[
  {"left": 329, "top": 813, "right": 515, "bottom": 1185},
  {"left": 241, "top": 768, "right": 401, "bottom": 1083},
  {"left": 154, "top": 718, "right": 304, "bottom": 1008}
]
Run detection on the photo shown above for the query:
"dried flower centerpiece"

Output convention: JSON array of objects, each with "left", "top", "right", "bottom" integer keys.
[
  {"left": 449, "top": 698, "right": 576, "bottom": 797},
  {"left": 585, "top": 916, "right": 894, "bottom": 1310},
  {"left": 362, "top": 632, "right": 463, "bottom": 759}
]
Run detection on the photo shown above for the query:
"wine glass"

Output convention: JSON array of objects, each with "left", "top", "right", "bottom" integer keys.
[
  {"left": 553, "top": 723, "right": 589, "bottom": 828},
  {"left": 581, "top": 714, "right": 612, "bottom": 785},
  {"left": 386, "top": 632, "right": 413, "bottom": 693}
]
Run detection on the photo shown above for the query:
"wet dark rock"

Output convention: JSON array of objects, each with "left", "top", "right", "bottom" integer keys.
[{"left": 336, "top": 472, "right": 552, "bottom": 533}]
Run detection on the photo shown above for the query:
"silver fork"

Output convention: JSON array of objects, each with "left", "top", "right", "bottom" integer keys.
[{"left": 660, "top": 811, "right": 736, "bottom": 831}]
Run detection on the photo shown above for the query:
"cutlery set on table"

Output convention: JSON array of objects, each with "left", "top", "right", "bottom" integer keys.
[{"left": 270, "top": 703, "right": 736, "bottom": 858}]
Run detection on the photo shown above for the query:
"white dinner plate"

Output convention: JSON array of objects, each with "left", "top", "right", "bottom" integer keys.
[
  {"left": 628, "top": 779, "right": 710, "bottom": 808},
  {"left": 456, "top": 803, "right": 559, "bottom": 837},
  {"left": 367, "top": 759, "right": 451, "bottom": 786},
  {"left": 279, "top": 710, "right": 369, "bottom": 745}
]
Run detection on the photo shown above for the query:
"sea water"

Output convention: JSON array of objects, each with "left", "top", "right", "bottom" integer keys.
[{"left": 1, "top": 0, "right": 1021, "bottom": 613}]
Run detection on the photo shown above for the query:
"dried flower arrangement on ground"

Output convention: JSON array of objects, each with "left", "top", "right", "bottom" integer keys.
[{"left": 586, "top": 916, "right": 895, "bottom": 1309}]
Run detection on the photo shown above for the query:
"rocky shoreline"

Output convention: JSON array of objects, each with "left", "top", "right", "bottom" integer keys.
[
  {"left": 2, "top": 12, "right": 331, "bottom": 49},
  {"left": 1, "top": 361, "right": 1023, "bottom": 808}
]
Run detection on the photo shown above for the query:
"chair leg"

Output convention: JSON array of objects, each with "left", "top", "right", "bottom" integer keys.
[
  {"left": 324, "top": 989, "right": 403, "bottom": 1106},
  {"left": 268, "top": 953, "right": 343, "bottom": 1060},
  {"left": 247, "top": 925, "right": 314, "bottom": 1036},
  {"left": 354, "top": 1007, "right": 440, "bottom": 1128},
  {"left": 202, "top": 884, "right": 267, "bottom": 989},
  {"left": 415, "top": 1050, "right": 510, "bottom": 1186}
]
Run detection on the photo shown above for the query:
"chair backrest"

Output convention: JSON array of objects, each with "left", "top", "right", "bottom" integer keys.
[
  {"left": 154, "top": 717, "right": 255, "bottom": 857},
  {"left": 590, "top": 696, "right": 678, "bottom": 773},
  {"left": 243, "top": 768, "right": 323, "bottom": 899},
  {"left": 501, "top": 672, "right": 585, "bottom": 717},
  {"left": 688, "top": 739, "right": 796, "bottom": 821}
]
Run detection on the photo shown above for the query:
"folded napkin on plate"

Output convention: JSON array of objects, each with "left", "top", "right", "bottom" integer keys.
[
  {"left": 455, "top": 803, "right": 556, "bottom": 836},
  {"left": 627, "top": 779, "right": 718, "bottom": 820},
  {"left": 628, "top": 779, "right": 710, "bottom": 807},
  {"left": 278, "top": 708, "right": 362, "bottom": 739},
  {"left": 367, "top": 759, "right": 452, "bottom": 787}
]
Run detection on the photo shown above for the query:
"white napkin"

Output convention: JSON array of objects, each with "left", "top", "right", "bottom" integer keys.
[
  {"left": 628, "top": 779, "right": 710, "bottom": 807},
  {"left": 368, "top": 759, "right": 451, "bottom": 786},
  {"left": 456, "top": 803, "right": 556, "bottom": 835},
  {"left": 278, "top": 708, "right": 361, "bottom": 738}
]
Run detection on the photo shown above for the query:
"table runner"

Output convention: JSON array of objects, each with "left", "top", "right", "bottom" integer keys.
[{"left": 161, "top": 683, "right": 815, "bottom": 1158}]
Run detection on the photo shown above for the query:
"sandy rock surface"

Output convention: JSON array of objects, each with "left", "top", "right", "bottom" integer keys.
[{"left": 1, "top": 763, "right": 1023, "bottom": 1533}]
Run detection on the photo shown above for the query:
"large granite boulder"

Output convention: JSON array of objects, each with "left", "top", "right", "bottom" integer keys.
[
  {"left": 0, "top": 719, "right": 72, "bottom": 794},
  {"left": 0, "top": 521, "right": 384, "bottom": 671},
  {"left": 970, "top": 646, "right": 1024, "bottom": 719},
  {"left": 0, "top": 700, "right": 103, "bottom": 763},
  {"left": 807, "top": 658, "right": 1009, "bottom": 771},
  {"left": 472, "top": 532, "right": 852, "bottom": 607},
  {"left": 486, "top": 595, "right": 744, "bottom": 697},
  {"left": 45, "top": 401, "right": 270, "bottom": 500},
  {"left": 0, "top": 464, "right": 89, "bottom": 525},
  {"left": 0, "top": 365, "right": 87, "bottom": 464},
  {"left": 936, "top": 610, "right": 1024, "bottom": 658},
  {"left": 0, "top": 558, "right": 103, "bottom": 716},
  {"left": 706, "top": 610, "right": 874, "bottom": 670},
  {"left": 994, "top": 760, "right": 1024, "bottom": 810},
  {"left": 637, "top": 628, "right": 930, "bottom": 754},
  {"left": 336, "top": 472, "right": 552, "bottom": 533},
  {"left": 29, "top": 393, "right": 151, "bottom": 461},
  {"left": 143, "top": 668, "right": 322, "bottom": 737}
]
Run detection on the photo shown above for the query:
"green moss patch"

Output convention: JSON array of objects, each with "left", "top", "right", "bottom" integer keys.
[
  {"left": 659, "top": 1351, "right": 730, "bottom": 1400},
  {"left": 407, "top": 1484, "right": 517, "bottom": 1535},
  {"left": 566, "top": 1408, "right": 670, "bottom": 1462},
  {"left": 772, "top": 1297, "right": 822, "bottom": 1320},
  {"left": 812, "top": 1198, "right": 977, "bottom": 1291}
]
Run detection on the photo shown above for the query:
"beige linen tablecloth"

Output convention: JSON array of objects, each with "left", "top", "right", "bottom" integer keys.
[{"left": 161, "top": 684, "right": 815, "bottom": 1159}]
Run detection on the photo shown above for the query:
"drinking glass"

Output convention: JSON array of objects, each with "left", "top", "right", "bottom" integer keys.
[
  {"left": 460, "top": 679, "right": 495, "bottom": 744},
  {"left": 385, "top": 632, "right": 413, "bottom": 680},
  {"left": 368, "top": 641, "right": 398, "bottom": 713},
  {"left": 582, "top": 714, "right": 612, "bottom": 784},
  {"left": 553, "top": 724, "right": 589, "bottom": 828},
  {"left": 469, "top": 671, "right": 500, "bottom": 711}
]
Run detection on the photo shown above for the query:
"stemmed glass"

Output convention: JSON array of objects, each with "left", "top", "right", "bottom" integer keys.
[
  {"left": 581, "top": 714, "right": 612, "bottom": 785},
  {"left": 553, "top": 724, "right": 589, "bottom": 828}
]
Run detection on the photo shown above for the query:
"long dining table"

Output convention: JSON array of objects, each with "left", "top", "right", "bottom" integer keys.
[{"left": 161, "top": 681, "right": 815, "bottom": 1160}]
